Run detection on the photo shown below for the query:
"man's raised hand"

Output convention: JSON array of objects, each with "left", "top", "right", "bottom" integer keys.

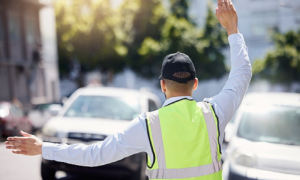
[
  {"left": 216, "top": 0, "right": 239, "bottom": 36},
  {"left": 5, "top": 131, "right": 43, "bottom": 156}
]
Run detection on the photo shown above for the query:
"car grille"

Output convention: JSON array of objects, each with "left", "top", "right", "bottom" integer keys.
[{"left": 68, "top": 132, "right": 107, "bottom": 142}]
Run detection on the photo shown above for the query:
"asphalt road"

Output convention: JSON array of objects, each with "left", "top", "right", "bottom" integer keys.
[
  {"left": 0, "top": 140, "right": 105, "bottom": 180},
  {"left": 0, "top": 139, "right": 142, "bottom": 180},
  {"left": 0, "top": 141, "right": 42, "bottom": 180}
]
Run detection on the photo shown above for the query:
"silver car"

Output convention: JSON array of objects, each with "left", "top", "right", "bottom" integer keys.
[
  {"left": 41, "top": 86, "right": 161, "bottom": 180},
  {"left": 223, "top": 92, "right": 300, "bottom": 180}
]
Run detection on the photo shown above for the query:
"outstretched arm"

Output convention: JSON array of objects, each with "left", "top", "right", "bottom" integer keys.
[{"left": 5, "top": 116, "right": 150, "bottom": 167}]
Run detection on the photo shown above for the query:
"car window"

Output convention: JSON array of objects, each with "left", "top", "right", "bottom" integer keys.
[
  {"left": 237, "top": 105, "right": 300, "bottom": 146},
  {"left": 64, "top": 95, "right": 141, "bottom": 120},
  {"left": 148, "top": 99, "right": 158, "bottom": 111},
  {"left": 11, "top": 106, "right": 23, "bottom": 117},
  {"left": 34, "top": 103, "right": 63, "bottom": 111}
]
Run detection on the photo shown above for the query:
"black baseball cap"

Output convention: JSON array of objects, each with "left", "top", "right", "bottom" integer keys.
[{"left": 159, "top": 52, "right": 196, "bottom": 84}]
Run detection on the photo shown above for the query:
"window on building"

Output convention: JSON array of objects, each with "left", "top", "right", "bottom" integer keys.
[
  {"left": 0, "top": 13, "right": 4, "bottom": 60},
  {"left": 25, "top": 16, "right": 38, "bottom": 61},
  {"left": 8, "top": 13, "right": 21, "bottom": 43},
  {"left": 25, "top": 17, "right": 37, "bottom": 45},
  {"left": 251, "top": 23, "right": 277, "bottom": 37},
  {"left": 251, "top": 11, "right": 278, "bottom": 37},
  {"left": 295, "top": 12, "right": 300, "bottom": 24},
  {"left": 8, "top": 12, "right": 22, "bottom": 60},
  {"left": 0, "top": 15, "right": 3, "bottom": 40}
]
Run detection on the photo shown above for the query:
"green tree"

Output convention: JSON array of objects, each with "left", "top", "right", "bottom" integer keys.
[
  {"left": 55, "top": 0, "right": 129, "bottom": 85},
  {"left": 253, "top": 30, "right": 300, "bottom": 88},
  {"left": 124, "top": 0, "right": 228, "bottom": 80},
  {"left": 56, "top": 0, "right": 228, "bottom": 85},
  {"left": 120, "top": 0, "right": 167, "bottom": 78},
  {"left": 170, "top": 0, "right": 189, "bottom": 20}
]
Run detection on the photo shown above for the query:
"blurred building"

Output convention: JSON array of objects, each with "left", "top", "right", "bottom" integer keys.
[
  {"left": 0, "top": 0, "right": 60, "bottom": 109},
  {"left": 191, "top": 0, "right": 300, "bottom": 62},
  {"left": 189, "top": 0, "right": 300, "bottom": 93},
  {"left": 233, "top": 0, "right": 300, "bottom": 61}
]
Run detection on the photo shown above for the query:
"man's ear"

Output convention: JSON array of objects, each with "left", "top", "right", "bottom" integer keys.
[
  {"left": 193, "top": 78, "right": 198, "bottom": 90},
  {"left": 160, "top": 79, "right": 166, "bottom": 93}
]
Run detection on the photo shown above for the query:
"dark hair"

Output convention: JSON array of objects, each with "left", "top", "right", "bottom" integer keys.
[{"left": 164, "top": 71, "right": 194, "bottom": 94}]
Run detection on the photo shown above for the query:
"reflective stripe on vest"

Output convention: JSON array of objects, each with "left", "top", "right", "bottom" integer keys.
[{"left": 146, "top": 99, "right": 222, "bottom": 180}]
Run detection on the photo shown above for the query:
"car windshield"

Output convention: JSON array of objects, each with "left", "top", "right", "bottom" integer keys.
[
  {"left": 64, "top": 95, "right": 140, "bottom": 120},
  {"left": 237, "top": 105, "right": 300, "bottom": 146}
]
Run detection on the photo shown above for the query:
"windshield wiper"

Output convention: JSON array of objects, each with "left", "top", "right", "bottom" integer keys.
[{"left": 266, "top": 141, "right": 298, "bottom": 146}]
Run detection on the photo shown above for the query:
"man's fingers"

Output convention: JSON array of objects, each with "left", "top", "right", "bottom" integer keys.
[
  {"left": 12, "top": 150, "right": 27, "bottom": 155},
  {"left": 220, "top": 0, "right": 227, "bottom": 9},
  {"left": 224, "top": 0, "right": 229, "bottom": 10},
  {"left": 218, "top": 0, "right": 222, "bottom": 9},
  {"left": 20, "top": 130, "right": 32, "bottom": 137},
  {"left": 227, "top": 0, "right": 233, "bottom": 10},
  {"left": 5, "top": 140, "right": 27, "bottom": 146},
  {"left": 229, "top": 0, "right": 236, "bottom": 11},
  {"left": 6, "top": 145, "right": 26, "bottom": 150},
  {"left": 7, "top": 137, "right": 29, "bottom": 141}
]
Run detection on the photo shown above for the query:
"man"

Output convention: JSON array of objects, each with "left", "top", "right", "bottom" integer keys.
[{"left": 5, "top": 0, "right": 251, "bottom": 179}]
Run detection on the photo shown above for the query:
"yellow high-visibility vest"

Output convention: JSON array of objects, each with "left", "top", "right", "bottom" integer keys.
[{"left": 146, "top": 99, "right": 222, "bottom": 180}]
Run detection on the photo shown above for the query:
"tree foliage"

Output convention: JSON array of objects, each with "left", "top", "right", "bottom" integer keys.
[
  {"left": 253, "top": 30, "right": 300, "bottom": 85},
  {"left": 123, "top": 0, "right": 228, "bottom": 80},
  {"left": 56, "top": 0, "right": 128, "bottom": 78},
  {"left": 55, "top": 0, "right": 228, "bottom": 84}
]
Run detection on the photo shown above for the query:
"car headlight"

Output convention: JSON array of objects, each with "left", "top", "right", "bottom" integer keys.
[
  {"left": 42, "top": 125, "right": 57, "bottom": 137},
  {"left": 0, "top": 109, "right": 8, "bottom": 118},
  {"left": 231, "top": 149, "right": 257, "bottom": 168}
]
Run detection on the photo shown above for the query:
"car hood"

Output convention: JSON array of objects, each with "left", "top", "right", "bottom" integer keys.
[
  {"left": 229, "top": 138, "right": 300, "bottom": 175},
  {"left": 45, "top": 116, "right": 130, "bottom": 135}
]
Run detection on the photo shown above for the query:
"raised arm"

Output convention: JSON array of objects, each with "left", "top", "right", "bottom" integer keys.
[{"left": 204, "top": 0, "right": 252, "bottom": 125}]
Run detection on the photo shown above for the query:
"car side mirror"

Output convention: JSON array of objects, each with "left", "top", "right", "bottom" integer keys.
[
  {"left": 62, "top": 97, "right": 68, "bottom": 105},
  {"left": 48, "top": 104, "right": 62, "bottom": 116},
  {"left": 224, "top": 131, "right": 233, "bottom": 143},
  {"left": 224, "top": 122, "right": 234, "bottom": 143}
]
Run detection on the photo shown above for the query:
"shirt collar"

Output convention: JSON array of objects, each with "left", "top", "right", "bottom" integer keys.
[{"left": 162, "top": 96, "right": 194, "bottom": 107}]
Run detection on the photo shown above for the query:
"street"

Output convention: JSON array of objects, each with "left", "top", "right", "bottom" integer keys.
[
  {"left": 0, "top": 140, "right": 145, "bottom": 180},
  {"left": 0, "top": 140, "right": 109, "bottom": 180},
  {"left": 0, "top": 141, "right": 41, "bottom": 180}
]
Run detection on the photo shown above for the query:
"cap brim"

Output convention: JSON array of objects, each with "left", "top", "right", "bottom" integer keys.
[{"left": 158, "top": 75, "right": 163, "bottom": 80}]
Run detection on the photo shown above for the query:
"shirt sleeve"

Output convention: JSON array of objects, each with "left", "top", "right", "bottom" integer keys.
[
  {"left": 204, "top": 33, "right": 252, "bottom": 127},
  {"left": 42, "top": 114, "right": 151, "bottom": 167}
]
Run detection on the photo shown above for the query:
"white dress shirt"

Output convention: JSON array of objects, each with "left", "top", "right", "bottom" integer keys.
[{"left": 42, "top": 33, "right": 252, "bottom": 167}]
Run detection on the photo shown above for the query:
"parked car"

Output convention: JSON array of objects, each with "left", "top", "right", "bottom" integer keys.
[
  {"left": 41, "top": 86, "right": 161, "bottom": 180},
  {"left": 28, "top": 102, "right": 63, "bottom": 131},
  {"left": 0, "top": 102, "right": 32, "bottom": 138},
  {"left": 222, "top": 113, "right": 238, "bottom": 161},
  {"left": 223, "top": 93, "right": 300, "bottom": 180}
]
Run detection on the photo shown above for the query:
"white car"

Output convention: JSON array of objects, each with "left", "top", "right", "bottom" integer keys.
[
  {"left": 223, "top": 92, "right": 300, "bottom": 180},
  {"left": 41, "top": 86, "right": 161, "bottom": 180},
  {"left": 28, "top": 103, "right": 63, "bottom": 131}
]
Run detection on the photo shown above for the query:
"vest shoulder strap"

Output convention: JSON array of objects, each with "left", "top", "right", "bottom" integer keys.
[
  {"left": 145, "top": 110, "right": 159, "bottom": 169},
  {"left": 197, "top": 101, "right": 212, "bottom": 113}
]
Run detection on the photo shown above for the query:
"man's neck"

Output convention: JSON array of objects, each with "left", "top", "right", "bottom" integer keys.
[
  {"left": 166, "top": 93, "right": 193, "bottom": 100},
  {"left": 162, "top": 96, "right": 194, "bottom": 107}
]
